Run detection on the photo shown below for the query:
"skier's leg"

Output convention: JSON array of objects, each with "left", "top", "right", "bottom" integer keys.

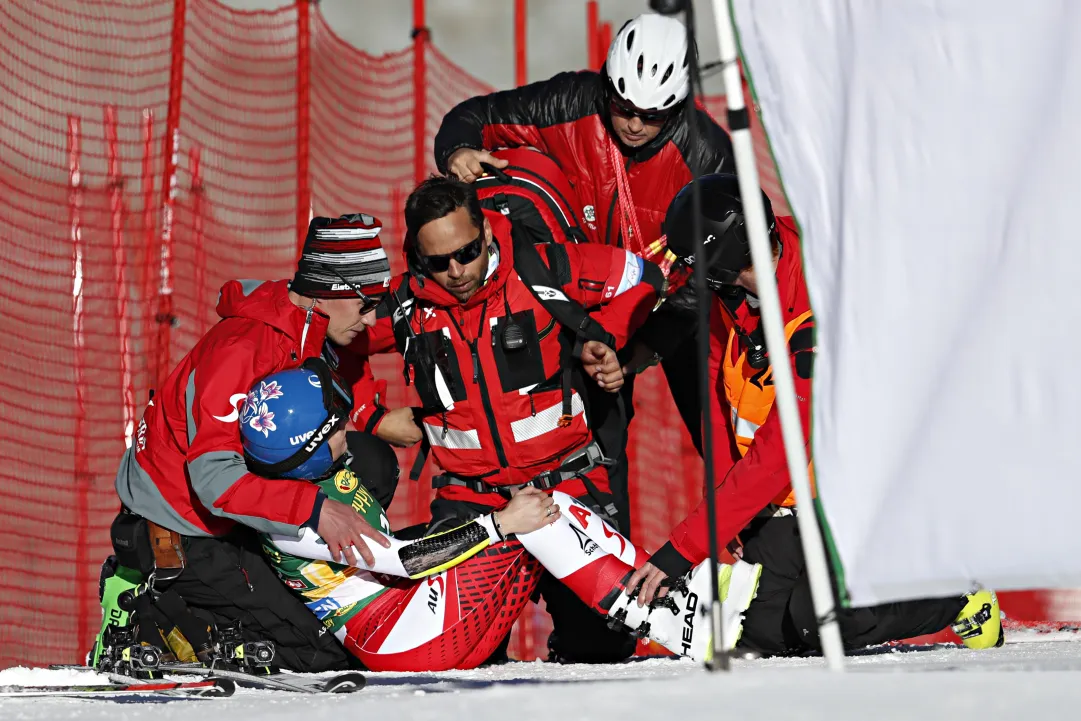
[
  {"left": 538, "top": 475, "right": 639, "bottom": 663},
  {"left": 342, "top": 541, "right": 541, "bottom": 672},
  {"left": 455, "top": 553, "right": 542, "bottom": 669},
  {"left": 519, "top": 492, "right": 762, "bottom": 663}
]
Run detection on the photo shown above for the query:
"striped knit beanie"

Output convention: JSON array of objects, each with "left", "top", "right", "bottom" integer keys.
[{"left": 291, "top": 213, "right": 392, "bottom": 299}]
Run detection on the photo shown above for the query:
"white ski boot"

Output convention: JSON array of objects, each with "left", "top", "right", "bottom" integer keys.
[{"left": 608, "top": 559, "right": 762, "bottom": 662}]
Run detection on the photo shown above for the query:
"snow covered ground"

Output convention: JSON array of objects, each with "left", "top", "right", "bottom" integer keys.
[{"left": 3, "top": 632, "right": 1081, "bottom": 721}]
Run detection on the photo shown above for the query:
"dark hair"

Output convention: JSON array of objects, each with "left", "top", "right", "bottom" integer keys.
[{"left": 404, "top": 175, "right": 485, "bottom": 244}]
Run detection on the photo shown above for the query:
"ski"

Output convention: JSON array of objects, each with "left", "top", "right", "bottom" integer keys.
[
  {"left": 158, "top": 662, "right": 365, "bottom": 694},
  {"left": 0, "top": 677, "right": 235, "bottom": 699}
]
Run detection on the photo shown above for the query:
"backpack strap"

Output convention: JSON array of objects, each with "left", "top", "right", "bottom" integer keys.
[
  {"left": 511, "top": 233, "right": 616, "bottom": 351},
  {"left": 511, "top": 233, "right": 618, "bottom": 425},
  {"left": 388, "top": 276, "right": 415, "bottom": 357}
]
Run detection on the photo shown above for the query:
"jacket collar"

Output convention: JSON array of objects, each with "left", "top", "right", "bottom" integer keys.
[{"left": 215, "top": 278, "right": 329, "bottom": 359}]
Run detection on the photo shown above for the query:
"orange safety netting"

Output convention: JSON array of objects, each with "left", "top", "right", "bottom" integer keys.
[{"left": 6, "top": 0, "right": 1056, "bottom": 671}]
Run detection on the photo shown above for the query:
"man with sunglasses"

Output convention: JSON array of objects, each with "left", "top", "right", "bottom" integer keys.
[
  {"left": 101, "top": 214, "right": 415, "bottom": 672},
  {"left": 352, "top": 175, "right": 666, "bottom": 663},
  {"left": 435, "top": 13, "right": 732, "bottom": 252},
  {"left": 624, "top": 175, "right": 1004, "bottom": 656}
]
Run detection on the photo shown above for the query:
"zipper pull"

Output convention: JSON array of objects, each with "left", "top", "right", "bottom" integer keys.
[
  {"left": 298, "top": 303, "right": 315, "bottom": 359},
  {"left": 470, "top": 342, "right": 479, "bottom": 383}
]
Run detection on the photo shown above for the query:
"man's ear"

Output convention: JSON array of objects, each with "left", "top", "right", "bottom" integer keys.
[{"left": 483, "top": 217, "right": 493, "bottom": 247}]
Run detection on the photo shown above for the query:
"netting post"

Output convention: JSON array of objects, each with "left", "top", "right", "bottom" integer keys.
[
  {"left": 68, "top": 114, "right": 92, "bottom": 658},
  {"left": 296, "top": 0, "right": 311, "bottom": 255},
  {"left": 412, "top": 0, "right": 428, "bottom": 186},
  {"left": 155, "top": 0, "right": 187, "bottom": 391},
  {"left": 586, "top": 1, "right": 599, "bottom": 69},
  {"left": 139, "top": 110, "right": 156, "bottom": 401},
  {"left": 191, "top": 145, "right": 208, "bottom": 336},
  {"left": 514, "top": 0, "right": 527, "bottom": 86},
  {"left": 105, "top": 105, "right": 136, "bottom": 450},
  {"left": 598, "top": 22, "right": 612, "bottom": 69}
]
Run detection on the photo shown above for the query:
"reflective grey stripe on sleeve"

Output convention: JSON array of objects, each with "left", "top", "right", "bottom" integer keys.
[
  {"left": 186, "top": 368, "right": 198, "bottom": 446},
  {"left": 187, "top": 450, "right": 304, "bottom": 537},
  {"left": 113, "top": 447, "right": 210, "bottom": 538}
]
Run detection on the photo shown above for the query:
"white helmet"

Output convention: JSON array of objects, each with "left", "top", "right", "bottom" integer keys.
[{"left": 605, "top": 13, "right": 690, "bottom": 112}]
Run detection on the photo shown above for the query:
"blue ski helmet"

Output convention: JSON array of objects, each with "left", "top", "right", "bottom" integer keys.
[{"left": 239, "top": 358, "right": 352, "bottom": 480}]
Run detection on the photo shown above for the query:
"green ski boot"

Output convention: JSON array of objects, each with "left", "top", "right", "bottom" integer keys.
[{"left": 88, "top": 556, "right": 143, "bottom": 667}]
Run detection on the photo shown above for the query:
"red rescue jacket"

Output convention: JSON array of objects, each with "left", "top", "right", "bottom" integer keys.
[
  {"left": 650, "top": 217, "right": 816, "bottom": 573},
  {"left": 434, "top": 71, "right": 735, "bottom": 251},
  {"left": 356, "top": 211, "right": 660, "bottom": 507},
  {"left": 115, "top": 280, "right": 375, "bottom": 537}
]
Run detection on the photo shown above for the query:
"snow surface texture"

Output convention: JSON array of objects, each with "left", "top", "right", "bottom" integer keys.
[{"left": 3, "top": 633, "right": 1081, "bottom": 720}]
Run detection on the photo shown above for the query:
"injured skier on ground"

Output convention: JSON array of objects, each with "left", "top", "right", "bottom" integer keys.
[{"left": 243, "top": 365, "right": 758, "bottom": 672}]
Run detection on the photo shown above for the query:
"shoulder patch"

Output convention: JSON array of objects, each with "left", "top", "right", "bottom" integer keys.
[
  {"left": 789, "top": 319, "right": 815, "bottom": 379},
  {"left": 788, "top": 322, "right": 815, "bottom": 354},
  {"left": 793, "top": 349, "right": 815, "bottom": 380}
]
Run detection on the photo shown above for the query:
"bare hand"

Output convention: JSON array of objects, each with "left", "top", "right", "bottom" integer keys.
[
  {"left": 493, "top": 487, "right": 560, "bottom": 535},
  {"left": 447, "top": 148, "right": 509, "bottom": 183},
  {"left": 375, "top": 407, "right": 423, "bottom": 447},
  {"left": 620, "top": 340, "right": 661, "bottom": 377},
  {"left": 580, "top": 340, "right": 624, "bottom": 392},
  {"left": 316, "top": 498, "right": 391, "bottom": 566},
  {"left": 627, "top": 561, "right": 670, "bottom": 607}
]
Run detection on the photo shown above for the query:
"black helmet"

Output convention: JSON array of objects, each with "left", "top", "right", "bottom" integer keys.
[{"left": 662, "top": 174, "right": 775, "bottom": 288}]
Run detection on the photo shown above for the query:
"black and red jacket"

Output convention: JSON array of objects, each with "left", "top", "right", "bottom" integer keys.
[
  {"left": 354, "top": 210, "right": 661, "bottom": 508},
  {"left": 114, "top": 279, "right": 380, "bottom": 538},
  {"left": 434, "top": 70, "right": 735, "bottom": 250},
  {"left": 650, "top": 218, "right": 817, "bottom": 575}
]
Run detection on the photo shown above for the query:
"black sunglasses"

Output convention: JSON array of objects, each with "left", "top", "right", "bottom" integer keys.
[
  {"left": 419, "top": 233, "right": 485, "bottom": 273},
  {"left": 608, "top": 93, "right": 675, "bottom": 124},
  {"left": 328, "top": 267, "right": 385, "bottom": 314}
]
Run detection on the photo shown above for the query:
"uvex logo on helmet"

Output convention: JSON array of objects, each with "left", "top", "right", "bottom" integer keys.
[{"left": 304, "top": 414, "right": 340, "bottom": 453}]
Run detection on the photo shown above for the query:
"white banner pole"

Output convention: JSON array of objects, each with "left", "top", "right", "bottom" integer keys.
[{"left": 711, "top": 0, "right": 845, "bottom": 670}]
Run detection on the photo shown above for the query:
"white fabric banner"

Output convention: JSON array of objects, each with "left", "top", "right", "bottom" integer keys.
[{"left": 731, "top": 0, "right": 1081, "bottom": 605}]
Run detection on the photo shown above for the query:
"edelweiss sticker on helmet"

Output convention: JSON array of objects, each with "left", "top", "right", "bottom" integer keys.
[{"left": 240, "top": 380, "right": 286, "bottom": 438}]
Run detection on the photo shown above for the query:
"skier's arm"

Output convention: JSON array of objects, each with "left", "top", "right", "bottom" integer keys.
[
  {"left": 269, "top": 487, "right": 559, "bottom": 578},
  {"left": 268, "top": 515, "right": 499, "bottom": 579},
  {"left": 185, "top": 340, "right": 320, "bottom": 537},
  {"left": 434, "top": 71, "right": 600, "bottom": 173},
  {"left": 651, "top": 316, "right": 816, "bottom": 575}
]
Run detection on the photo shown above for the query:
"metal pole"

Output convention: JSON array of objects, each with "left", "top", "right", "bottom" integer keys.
[
  {"left": 680, "top": 0, "right": 729, "bottom": 672},
  {"left": 412, "top": 0, "right": 428, "bottom": 185},
  {"left": 155, "top": 0, "right": 187, "bottom": 390},
  {"left": 68, "top": 114, "right": 92, "bottom": 659},
  {"left": 105, "top": 105, "right": 136, "bottom": 450},
  {"left": 514, "top": 0, "right": 527, "bottom": 86},
  {"left": 710, "top": 0, "right": 845, "bottom": 670},
  {"left": 586, "top": 1, "right": 599, "bottom": 69},
  {"left": 296, "top": 0, "right": 312, "bottom": 255}
]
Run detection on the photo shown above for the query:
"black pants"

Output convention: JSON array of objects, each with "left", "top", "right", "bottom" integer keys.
[
  {"left": 152, "top": 530, "right": 353, "bottom": 672},
  {"left": 427, "top": 491, "right": 637, "bottom": 664},
  {"left": 737, "top": 515, "right": 966, "bottom": 656},
  {"left": 659, "top": 338, "right": 704, "bottom": 456}
]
